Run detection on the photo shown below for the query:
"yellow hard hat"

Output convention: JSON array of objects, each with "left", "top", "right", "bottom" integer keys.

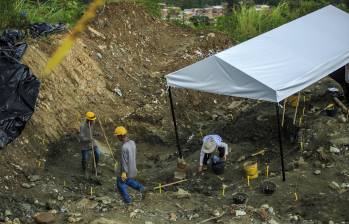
[
  {"left": 114, "top": 126, "right": 127, "bottom": 136},
  {"left": 86, "top": 111, "right": 96, "bottom": 121}
]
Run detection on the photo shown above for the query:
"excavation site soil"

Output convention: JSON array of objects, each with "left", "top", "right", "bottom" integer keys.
[{"left": 0, "top": 2, "right": 349, "bottom": 224}]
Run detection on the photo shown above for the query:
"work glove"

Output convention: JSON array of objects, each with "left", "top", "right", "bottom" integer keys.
[{"left": 121, "top": 172, "right": 127, "bottom": 182}]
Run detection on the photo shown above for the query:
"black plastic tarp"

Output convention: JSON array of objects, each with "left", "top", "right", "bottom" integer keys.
[{"left": 0, "top": 30, "right": 40, "bottom": 149}]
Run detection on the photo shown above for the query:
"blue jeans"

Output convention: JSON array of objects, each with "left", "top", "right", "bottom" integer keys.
[
  {"left": 81, "top": 147, "right": 100, "bottom": 170},
  {"left": 117, "top": 177, "right": 144, "bottom": 204}
]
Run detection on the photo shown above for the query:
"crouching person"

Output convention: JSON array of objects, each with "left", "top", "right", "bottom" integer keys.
[
  {"left": 114, "top": 126, "right": 144, "bottom": 204},
  {"left": 198, "top": 135, "right": 229, "bottom": 174}
]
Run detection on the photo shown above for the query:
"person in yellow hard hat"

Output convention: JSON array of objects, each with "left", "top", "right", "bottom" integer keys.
[
  {"left": 114, "top": 126, "right": 144, "bottom": 204},
  {"left": 79, "top": 111, "right": 101, "bottom": 172}
]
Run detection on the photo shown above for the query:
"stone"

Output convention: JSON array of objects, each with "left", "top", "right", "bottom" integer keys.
[
  {"left": 76, "top": 198, "right": 98, "bottom": 210},
  {"left": 329, "top": 181, "right": 341, "bottom": 191},
  {"left": 13, "top": 218, "right": 21, "bottom": 224},
  {"left": 169, "top": 212, "right": 177, "bottom": 221},
  {"left": 68, "top": 217, "right": 82, "bottom": 223},
  {"left": 175, "top": 188, "right": 191, "bottom": 199},
  {"left": 28, "top": 175, "right": 41, "bottom": 182},
  {"left": 96, "top": 196, "right": 113, "bottom": 205},
  {"left": 90, "top": 218, "right": 123, "bottom": 224},
  {"left": 207, "top": 33, "right": 216, "bottom": 38},
  {"left": 145, "top": 222, "right": 154, "bottom": 224},
  {"left": 330, "top": 137, "right": 349, "bottom": 146},
  {"left": 314, "top": 170, "right": 321, "bottom": 175},
  {"left": 57, "top": 196, "right": 64, "bottom": 201},
  {"left": 22, "top": 183, "right": 32, "bottom": 189},
  {"left": 235, "top": 210, "right": 246, "bottom": 216},
  {"left": 269, "top": 218, "right": 280, "bottom": 224},
  {"left": 33, "top": 212, "right": 57, "bottom": 224},
  {"left": 96, "top": 53, "right": 102, "bottom": 59},
  {"left": 329, "top": 221, "right": 335, "bottom": 224},
  {"left": 5, "top": 210, "right": 12, "bottom": 217},
  {"left": 330, "top": 146, "right": 341, "bottom": 154},
  {"left": 258, "top": 208, "right": 269, "bottom": 221}
]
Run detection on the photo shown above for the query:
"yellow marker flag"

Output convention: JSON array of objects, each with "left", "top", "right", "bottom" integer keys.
[{"left": 43, "top": 0, "right": 105, "bottom": 75}]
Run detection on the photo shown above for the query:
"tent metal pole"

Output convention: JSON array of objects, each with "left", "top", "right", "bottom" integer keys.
[
  {"left": 275, "top": 104, "right": 286, "bottom": 181},
  {"left": 168, "top": 87, "right": 183, "bottom": 159}
]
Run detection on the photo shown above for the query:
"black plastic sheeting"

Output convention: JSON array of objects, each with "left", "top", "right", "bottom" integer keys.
[{"left": 0, "top": 30, "right": 40, "bottom": 149}]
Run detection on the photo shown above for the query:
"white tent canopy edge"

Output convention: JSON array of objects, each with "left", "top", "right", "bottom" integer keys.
[{"left": 166, "top": 5, "right": 349, "bottom": 102}]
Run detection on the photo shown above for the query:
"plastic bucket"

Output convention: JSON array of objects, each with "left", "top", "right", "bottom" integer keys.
[{"left": 243, "top": 161, "right": 258, "bottom": 179}]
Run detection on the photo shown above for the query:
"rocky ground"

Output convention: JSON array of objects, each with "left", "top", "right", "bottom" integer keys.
[{"left": 1, "top": 2, "right": 349, "bottom": 224}]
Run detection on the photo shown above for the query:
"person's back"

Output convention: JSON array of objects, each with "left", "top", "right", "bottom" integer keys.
[{"left": 121, "top": 140, "right": 138, "bottom": 178}]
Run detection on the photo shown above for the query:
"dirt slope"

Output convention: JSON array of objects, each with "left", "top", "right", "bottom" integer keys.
[{"left": 0, "top": 0, "right": 233, "bottom": 205}]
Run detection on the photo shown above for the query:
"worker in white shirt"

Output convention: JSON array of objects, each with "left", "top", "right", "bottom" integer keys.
[{"left": 198, "top": 134, "right": 229, "bottom": 172}]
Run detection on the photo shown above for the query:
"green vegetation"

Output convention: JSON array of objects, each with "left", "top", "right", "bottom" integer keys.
[
  {"left": 135, "top": 0, "right": 162, "bottom": 17},
  {"left": 0, "top": 0, "right": 85, "bottom": 30},
  {"left": 214, "top": 0, "right": 349, "bottom": 42}
]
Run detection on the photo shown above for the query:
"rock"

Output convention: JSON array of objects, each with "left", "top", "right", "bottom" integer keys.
[
  {"left": 235, "top": 210, "right": 246, "bottom": 216},
  {"left": 212, "top": 210, "right": 220, "bottom": 217},
  {"left": 21, "top": 183, "right": 32, "bottom": 189},
  {"left": 207, "top": 33, "right": 216, "bottom": 38},
  {"left": 168, "top": 212, "right": 177, "bottom": 221},
  {"left": 269, "top": 218, "right": 280, "bottom": 224},
  {"left": 57, "top": 196, "right": 64, "bottom": 201},
  {"left": 341, "top": 183, "right": 349, "bottom": 188},
  {"left": 76, "top": 198, "right": 98, "bottom": 210},
  {"left": 145, "top": 222, "right": 154, "bottom": 224},
  {"left": 268, "top": 207, "right": 274, "bottom": 215},
  {"left": 258, "top": 208, "right": 269, "bottom": 221},
  {"left": 261, "top": 204, "right": 269, "bottom": 209},
  {"left": 90, "top": 218, "right": 122, "bottom": 224},
  {"left": 329, "top": 181, "right": 341, "bottom": 191},
  {"left": 329, "top": 146, "right": 341, "bottom": 154},
  {"left": 330, "top": 137, "right": 349, "bottom": 146},
  {"left": 13, "top": 218, "right": 21, "bottom": 224},
  {"left": 5, "top": 210, "right": 12, "bottom": 217},
  {"left": 68, "top": 217, "right": 82, "bottom": 223},
  {"left": 96, "top": 196, "right": 113, "bottom": 205},
  {"left": 314, "top": 170, "right": 321, "bottom": 175},
  {"left": 33, "top": 212, "right": 57, "bottom": 224},
  {"left": 329, "top": 221, "right": 335, "bottom": 224},
  {"left": 114, "top": 87, "right": 122, "bottom": 96},
  {"left": 96, "top": 52, "right": 102, "bottom": 59},
  {"left": 175, "top": 188, "right": 191, "bottom": 199},
  {"left": 27, "top": 175, "right": 41, "bottom": 182}
]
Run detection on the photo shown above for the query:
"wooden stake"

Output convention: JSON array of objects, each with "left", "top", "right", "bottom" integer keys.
[
  {"left": 97, "top": 119, "right": 116, "bottom": 162},
  {"left": 159, "top": 183, "right": 162, "bottom": 194},
  {"left": 294, "top": 192, "right": 298, "bottom": 201},
  {"left": 90, "top": 187, "right": 93, "bottom": 196},
  {"left": 153, "top": 179, "right": 188, "bottom": 190},
  {"left": 247, "top": 176, "right": 250, "bottom": 187},
  {"left": 293, "top": 92, "right": 301, "bottom": 125},
  {"left": 88, "top": 122, "right": 98, "bottom": 177},
  {"left": 266, "top": 164, "right": 269, "bottom": 178},
  {"left": 282, "top": 99, "right": 287, "bottom": 127}
]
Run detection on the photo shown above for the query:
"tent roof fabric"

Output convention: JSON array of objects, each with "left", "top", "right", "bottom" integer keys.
[{"left": 166, "top": 5, "right": 349, "bottom": 102}]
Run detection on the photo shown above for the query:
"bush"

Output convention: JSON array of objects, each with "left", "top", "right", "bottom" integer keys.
[
  {"left": 0, "top": 0, "right": 86, "bottom": 30},
  {"left": 215, "top": 0, "right": 348, "bottom": 42}
]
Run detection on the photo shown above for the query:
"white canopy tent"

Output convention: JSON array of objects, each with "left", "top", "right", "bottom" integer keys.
[
  {"left": 166, "top": 5, "right": 349, "bottom": 102},
  {"left": 165, "top": 5, "right": 349, "bottom": 181}
]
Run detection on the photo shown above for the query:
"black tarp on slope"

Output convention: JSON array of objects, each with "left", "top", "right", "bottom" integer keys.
[{"left": 0, "top": 31, "right": 40, "bottom": 149}]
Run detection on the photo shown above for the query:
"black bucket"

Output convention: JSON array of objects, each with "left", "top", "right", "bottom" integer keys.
[
  {"left": 261, "top": 181, "right": 276, "bottom": 195},
  {"left": 232, "top": 193, "right": 248, "bottom": 204}
]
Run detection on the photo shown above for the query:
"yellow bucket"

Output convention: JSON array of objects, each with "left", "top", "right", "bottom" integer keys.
[{"left": 243, "top": 161, "right": 258, "bottom": 179}]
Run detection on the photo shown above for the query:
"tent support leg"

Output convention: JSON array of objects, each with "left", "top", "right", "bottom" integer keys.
[
  {"left": 276, "top": 104, "right": 286, "bottom": 181},
  {"left": 168, "top": 87, "right": 183, "bottom": 159}
]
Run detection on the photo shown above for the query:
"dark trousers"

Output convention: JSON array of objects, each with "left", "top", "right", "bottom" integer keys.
[{"left": 81, "top": 147, "right": 100, "bottom": 171}]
